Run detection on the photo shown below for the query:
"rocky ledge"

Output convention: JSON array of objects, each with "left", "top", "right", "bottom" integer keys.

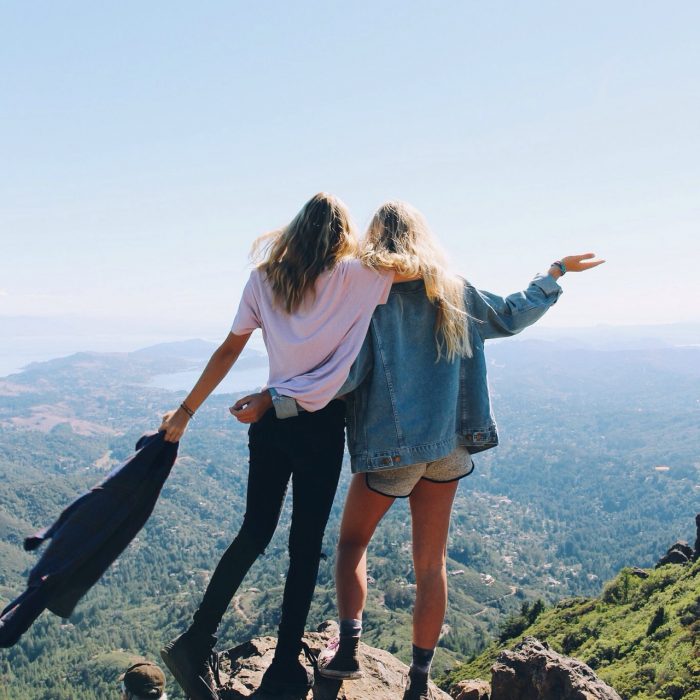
[
  {"left": 216, "top": 620, "right": 451, "bottom": 699},
  {"left": 453, "top": 637, "right": 621, "bottom": 700}
]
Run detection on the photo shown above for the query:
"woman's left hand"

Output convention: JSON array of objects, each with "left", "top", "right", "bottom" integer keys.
[
  {"left": 230, "top": 391, "right": 273, "bottom": 423},
  {"left": 560, "top": 253, "right": 606, "bottom": 273}
]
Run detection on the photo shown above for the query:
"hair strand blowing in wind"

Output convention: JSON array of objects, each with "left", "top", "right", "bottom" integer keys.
[{"left": 250, "top": 192, "right": 359, "bottom": 313}]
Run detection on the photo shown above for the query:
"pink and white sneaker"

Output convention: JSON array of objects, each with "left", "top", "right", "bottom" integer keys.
[{"left": 317, "top": 636, "right": 363, "bottom": 680}]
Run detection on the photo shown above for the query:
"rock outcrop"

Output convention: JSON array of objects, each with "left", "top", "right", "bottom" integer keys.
[
  {"left": 656, "top": 540, "right": 694, "bottom": 568},
  {"left": 452, "top": 679, "right": 491, "bottom": 699},
  {"left": 653, "top": 513, "right": 700, "bottom": 566},
  {"left": 488, "top": 637, "right": 621, "bottom": 700},
  {"left": 215, "top": 621, "right": 451, "bottom": 699},
  {"left": 629, "top": 567, "right": 649, "bottom": 579}
]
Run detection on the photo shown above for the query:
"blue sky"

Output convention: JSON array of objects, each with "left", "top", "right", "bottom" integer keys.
[{"left": 2, "top": 1, "right": 699, "bottom": 342}]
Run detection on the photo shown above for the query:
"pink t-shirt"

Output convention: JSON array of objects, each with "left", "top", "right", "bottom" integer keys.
[{"left": 231, "top": 259, "right": 393, "bottom": 411}]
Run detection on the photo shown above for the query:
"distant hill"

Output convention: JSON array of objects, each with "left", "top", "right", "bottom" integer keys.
[
  {"left": 518, "top": 321, "right": 700, "bottom": 350},
  {"left": 131, "top": 338, "right": 220, "bottom": 360},
  {"left": 4, "top": 340, "right": 266, "bottom": 388},
  {"left": 442, "top": 555, "right": 700, "bottom": 700},
  {"left": 132, "top": 339, "right": 267, "bottom": 370}
]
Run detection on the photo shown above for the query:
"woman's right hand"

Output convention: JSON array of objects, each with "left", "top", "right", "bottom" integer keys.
[{"left": 159, "top": 407, "right": 190, "bottom": 443}]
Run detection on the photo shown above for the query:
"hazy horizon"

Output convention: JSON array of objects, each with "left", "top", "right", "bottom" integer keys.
[{"left": 2, "top": 314, "right": 699, "bottom": 379}]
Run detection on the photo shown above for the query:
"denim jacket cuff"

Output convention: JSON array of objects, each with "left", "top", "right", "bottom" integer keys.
[
  {"left": 533, "top": 272, "right": 564, "bottom": 297},
  {"left": 269, "top": 388, "right": 300, "bottom": 419}
]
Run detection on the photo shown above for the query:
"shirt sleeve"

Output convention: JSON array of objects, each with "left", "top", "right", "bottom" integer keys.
[
  {"left": 335, "top": 330, "right": 374, "bottom": 396},
  {"left": 344, "top": 260, "right": 393, "bottom": 306},
  {"left": 231, "top": 272, "right": 261, "bottom": 335}
]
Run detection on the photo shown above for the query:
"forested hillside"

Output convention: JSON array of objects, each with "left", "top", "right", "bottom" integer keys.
[
  {"left": 0, "top": 339, "right": 698, "bottom": 699},
  {"left": 442, "top": 556, "right": 700, "bottom": 700}
]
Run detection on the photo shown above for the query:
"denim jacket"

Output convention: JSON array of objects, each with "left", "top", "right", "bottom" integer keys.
[{"left": 341, "top": 273, "right": 562, "bottom": 473}]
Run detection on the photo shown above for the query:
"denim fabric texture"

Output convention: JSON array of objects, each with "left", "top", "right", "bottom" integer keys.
[{"left": 343, "top": 274, "right": 562, "bottom": 472}]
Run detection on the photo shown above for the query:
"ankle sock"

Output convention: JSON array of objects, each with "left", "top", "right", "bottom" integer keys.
[
  {"left": 339, "top": 618, "right": 362, "bottom": 639},
  {"left": 410, "top": 644, "right": 435, "bottom": 677}
]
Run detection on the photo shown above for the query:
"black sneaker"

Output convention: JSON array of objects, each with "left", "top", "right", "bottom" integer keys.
[
  {"left": 160, "top": 631, "right": 220, "bottom": 700},
  {"left": 317, "top": 636, "right": 363, "bottom": 680},
  {"left": 259, "top": 650, "right": 314, "bottom": 695},
  {"left": 402, "top": 669, "right": 436, "bottom": 700}
]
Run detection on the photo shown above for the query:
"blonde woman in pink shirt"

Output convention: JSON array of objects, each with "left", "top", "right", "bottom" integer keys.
[{"left": 158, "top": 193, "right": 405, "bottom": 700}]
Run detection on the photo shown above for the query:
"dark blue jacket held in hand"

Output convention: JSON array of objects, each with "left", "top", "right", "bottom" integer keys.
[{"left": 0, "top": 432, "right": 178, "bottom": 648}]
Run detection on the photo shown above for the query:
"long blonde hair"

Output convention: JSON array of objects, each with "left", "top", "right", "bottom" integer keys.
[
  {"left": 361, "top": 201, "right": 471, "bottom": 361},
  {"left": 251, "top": 193, "right": 358, "bottom": 313}
]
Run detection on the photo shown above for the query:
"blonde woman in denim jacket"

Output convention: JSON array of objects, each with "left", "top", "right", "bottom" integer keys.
[
  {"left": 233, "top": 201, "right": 603, "bottom": 699},
  {"left": 310, "top": 201, "right": 604, "bottom": 700}
]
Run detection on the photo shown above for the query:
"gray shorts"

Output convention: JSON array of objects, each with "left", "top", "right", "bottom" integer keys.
[{"left": 365, "top": 446, "right": 473, "bottom": 498}]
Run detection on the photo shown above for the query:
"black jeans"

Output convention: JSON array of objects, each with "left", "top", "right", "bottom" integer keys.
[{"left": 189, "top": 400, "right": 346, "bottom": 654}]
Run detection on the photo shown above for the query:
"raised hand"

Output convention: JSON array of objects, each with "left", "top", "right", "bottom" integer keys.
[{"left": 560, "top": 253, "right": 606, "bottom": 273}]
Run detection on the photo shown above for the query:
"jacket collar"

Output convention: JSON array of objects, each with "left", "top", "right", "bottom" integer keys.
[{"left": 390, "top": 280, "right": 425, "bottom": 293}]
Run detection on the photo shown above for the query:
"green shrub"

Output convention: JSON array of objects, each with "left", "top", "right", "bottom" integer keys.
[
  {"left": 646, "top": 606, "right": 666, "bottom": 636},
  {"left": 660, "top": 680, "right": 692, "bottom": 700},
  {"left": 639, "top": 569, "right": 678, "bottom": 598},
  {"left": 561, "top": 630, "right": 587, "bottom": 654},
  {"left": 635, "top": 664, "right": 656, "bottom": 683}
]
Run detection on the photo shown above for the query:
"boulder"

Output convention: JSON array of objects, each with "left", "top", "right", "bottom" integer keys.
[
  {"left": 656, "top": 541, "right": 693, "bottom": 568},
  {"left": 216, "top": 621, "right": 452, "bottom": 699},
  {"left": 452, "top": 679, "right": 491, "bottom": 699},
  {"left": 670, "top": 541, "right": 694, "bottom": 559},
  {"left": 490, "top": 637, "right": 621, "bottom": 700},
  {"left": 630, "top": 567, "right": 649, "bottom": 579}
]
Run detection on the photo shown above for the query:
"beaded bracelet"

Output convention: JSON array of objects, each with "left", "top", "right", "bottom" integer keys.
[
  {"left": 180, "top": 401, "right": 195, "bottom": 419},
  {"left": 551, "top": 260, "right": 566, "bottom": 275}
]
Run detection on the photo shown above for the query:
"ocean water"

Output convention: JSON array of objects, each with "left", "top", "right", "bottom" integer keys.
[
  {"left": 147, "top": 366, "right": 268, "bottom": 395},
  {"left": 0, "top": 331, "right": 268, "bottom": 395}
]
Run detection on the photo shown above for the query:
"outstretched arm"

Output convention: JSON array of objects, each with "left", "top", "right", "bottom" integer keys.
[
  {"left": 160, "top": 331, "right": 252, "bottom": 441},
  {"left": 469, "top": 253, "right": 605, "bottom": 340}
]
